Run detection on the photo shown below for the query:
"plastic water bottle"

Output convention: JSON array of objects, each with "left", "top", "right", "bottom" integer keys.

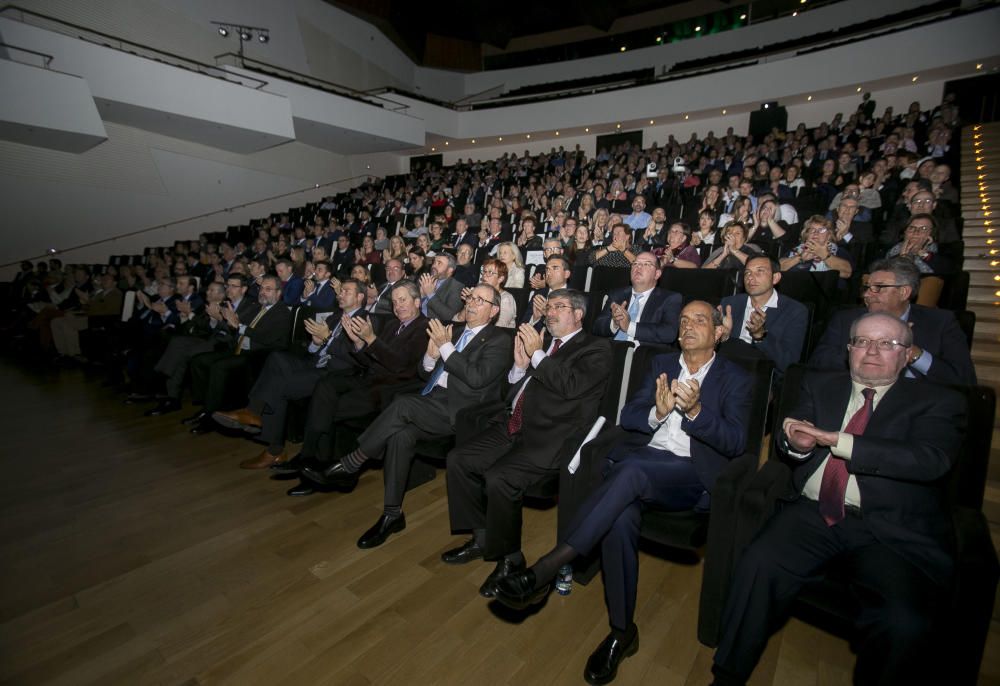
[{"left": 555, "top": 564, "right": 573, "bottom": 595}]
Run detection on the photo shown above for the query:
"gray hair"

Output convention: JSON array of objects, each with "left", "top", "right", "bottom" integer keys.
[
  {"left": 867, "top": 256, "right": 920, "bottom": 299},
  {"left": 391, "top": 279, "right": 420, "bottom": 301},
  {"left": 548, "top": 288, "right": 588, "bottom": 316}
]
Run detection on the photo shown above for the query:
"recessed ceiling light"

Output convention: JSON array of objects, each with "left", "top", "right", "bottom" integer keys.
[
  {"left": 498, "top": 136, "right": 503, "bottom": 142},
  {"left": 471, "top": 139, "right": 476, "bottom": 143},
  {"left": 620, "top": 46, "right": 626, "bottom": 52},
  {"left": 585, "top": 128, "right": 590, "bottom": 132},
  {"left": 856, "top": 86, "right": 862, "bottom": 92},
  {"left": 555, "top": 131, "right": 560, "bottom": 136},
  {"left": 431, "top": 147, "right": 436, "bottom": 151},
  {"left": 444, "top": 141, "right": 449, "bottom": 145},
  {"left": 695, "top": 26, "right": 701, "bottom": 32},
  {"left": 526, "top": 134, "right": 531, "bottom": 139},
  {"left": 722, "top": 109, "right": 727, "bottom": 114},
  {"left": 616, "top": 123, "right": 621, "bottom": 129},
  {"left": 807, "top": 95, "right": 813, "bottom": 101},
  {"left": 655, "top": 37, "right": 662, "bottom": 44},
  {"left": 684, "top": 115, "right": 689, "bottom": 120},
  {"left": 792, "top": 11, "right": 797, "bottom": 16},
  {"left": 740, "top": 13, "right": 746, "bottom": 19},
  {"left": 977, "top": 63, "right": 984, "bottom": 70},
  {"left": 911, "top": 76, "right": 918, "bottom": 82}
]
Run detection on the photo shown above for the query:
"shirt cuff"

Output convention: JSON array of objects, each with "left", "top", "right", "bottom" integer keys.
[
  {"left": 530, "top": 349, "right": 546, "bottom": 368},
  {"left": 238, "top": 324, "right": 247, "bottom": 335},
  {"left": 508, "top": 366, "right": 527, "bottom": 384},
  {"left": 647, "top": 406, "right": 667, "bottom": 429},
  {"left": 830, "top": 432, "right": 854, "bottom": 460},
  {"left": 422, "top": 353, "right": 437, "bottom": 371},
  {"left": 910, "top": 350, "right": 933, "bottom": 375},
  {"left": 439, "top": 341, "right": 456, "bottom": 361}
]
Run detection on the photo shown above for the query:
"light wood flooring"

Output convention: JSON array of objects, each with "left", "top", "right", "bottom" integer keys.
[{"left": 0, "top": 358, "right": 994, "bottom": 686}]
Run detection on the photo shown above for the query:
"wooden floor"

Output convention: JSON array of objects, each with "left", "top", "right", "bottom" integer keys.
[{"left": 0, "top": 359, "right": 995, "bottom": 686}]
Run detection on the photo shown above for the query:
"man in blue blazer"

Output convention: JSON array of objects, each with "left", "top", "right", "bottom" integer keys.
[
  {"left": 592, "top": 251, "right": 682, "bottom": 346},
  {"left": 496, "top": 300, "right": 752, "bottom": 685},
  {"left": 809, "top": 257, "right": 975, "bottom": 386},
  {"left": 719, "top": 254, "right": 809, "bottom": 377},
  {"left": 276, "top": 259, "right": 305, "bottom": 306},
  {"left": 299, "top": 261, "right": 337, "bottom": 310}
]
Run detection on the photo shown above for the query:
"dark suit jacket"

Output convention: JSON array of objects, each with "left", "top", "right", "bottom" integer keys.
[
  {"left": 808, "top": 305, "right": 976, "bottom": 386},
  {"left": 619, "top": 353, "right": 752, "bottom": 494},
  {"left": 281, "top": 277, "right": 305, "bottom": 306},
  {"left": 423, "top": 276, "right": 465, "bottom": 321},
  {"left": 367, "top": 280, "right": 398, "bottom": 317},
  {"left": 417, "top": 323, "right": 512, "bottom": 424},
  {"left": 720, "top": 292, "right": 809, "bottom": 373},
  {"left": 592, "top": 286, "right": 682, "bottom": 346},
  {"left": 505, "top": 330, "right": 612, "bottom": 470},
  {"left": 352, "top": 314, "right": 429, "bottom": 387},
  {"left": 302, "top": 280, "right": 337, "bottom": 309},
  {"left": 245, "top": 303, "right": 292, "bottom": 354},
  {"left": 779, "top": 370, "right": 965, "bottom": 583}
]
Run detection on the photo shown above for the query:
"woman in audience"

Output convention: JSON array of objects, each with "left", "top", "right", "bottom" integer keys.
[
  {"left": 406, "top": 247, "right": 431, "bottom": 279},
  {"left": 702, "top": 221, "right": 763, "bottom": 271},
  {"left": 350, "top": 264, "right": 373, "bottom": 290},
  {"left": 382, "top": 235, "right": 407, "bottom": 264},
  {"left": 428, "top": 222, "right": 448, "bottom": 253},
  {"left": 659, "top": 222, "right": 702, "bottom": 269},
  {"left": 440, "top": 204, "right": 457, "bottom": 230},
  {"left": 451, "top": 258, "right": 516, "bottom": 328},
  {"left": 591, "top": 208, "right": 610, "bottom": 241},
  {"left": 778, "top": 165, "right": 806, "bottom": 201},
  {"left": 355, "top": 235, "right": 381, "bottom": 267},
  {"left": 416, "top": 233, "right": 436, "bottom": 258},
  {"left": 497, "top": 242, "right": 525, "bottom": 288},
  {"left": 779, "top": 215, "right": 854, "bottom": 282},
  {"left": 719, "top": 195, "right": 754, "bottom": 232},
  {"left": 576, "top": 193, "right": 595, "bottom": 222},
  {"left": 746, "top": 198, "right": 787, "bottom": 253},
  {"left": 691, "top": 209, "right": 718, "bottom": 263},
  {"left": 373, "top": 226, "right": 389, "bottom": 252},
  {"left": 886, "top": 213, "right": 946, "bottom": 275},
  {"left": 569, "top": 223, "right": 595, "bottom": 267}
]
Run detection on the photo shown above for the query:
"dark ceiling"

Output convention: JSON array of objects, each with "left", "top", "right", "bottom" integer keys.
[{"left": 328, "top": 0, "right": 702, "bottom": 62}]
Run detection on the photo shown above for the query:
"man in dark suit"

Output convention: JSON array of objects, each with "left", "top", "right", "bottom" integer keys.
[
  {"left": 809, "top": 257, "right": 975, "bottom": 386},
  {"left": 442, "top": 289, "right": 612, "bottom": 596},
  {"left": 365, "top": 258, "right": 405, "bottom": 317},
  {"left": 495, "top": 300, "right": 752, "bottom": 685},
  {"left": 452, "top": 244, "right": 479, "bottom": 288},
  {"left": 145, "top": 281, "right": 242, "bottom": 416},
  {"left": 186, "top": 276, "right": 292, "bottom": 434},
  {"left": 476, "top": 215, "right": 513, "bottom": 264},
  {"left": 592, "top": 251, "right": 682, "bottom": 346},
  {"left": 419, "top": 253, "right": 465, "bottom": 321},
  {"left": 281, "top": 280, "right": 431, "bottom": 496},
  {"left": 212, "top": 278, "right": 368, "bottom": 468},
  {"left": 276, "top": 259, "right": 305, "bottom": 306},
  {"left": 711, "top": 312, "right": 966, "bottom": 685},
  {"left": 299, "top": 261, "right": 337, "bottom": 309},
  {"left": 447, "top": 218, "right": 479, "bottom": 252},
  {"left": 719, "top": 254, "right": 809, "bottom": 377},
  {"left": 302, "top": 283, "right": 512, "bottom": 549},
  {"left": 518, "top": 254, "right": 571, "bottom": 327}
]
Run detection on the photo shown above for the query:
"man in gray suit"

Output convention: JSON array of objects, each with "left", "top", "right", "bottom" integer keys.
[{"left": 419, "top": 253, "right": 465, "bottom": 321}]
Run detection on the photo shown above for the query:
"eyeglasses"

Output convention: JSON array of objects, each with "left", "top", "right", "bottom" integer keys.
[
  {"left": 863, "top": 283, "right": 906, "bottom": 293},
  {"left": 632, "top": 261, "right": 658, "bottom": 269},
  {"left": 906, "top": 224, "right": 932, "bottom": 233},
  {"left": 544, "top": 303, "right": 573, "bottom": 313},
  {"left": 848, "top": 336, "right": 910, "bottom": 352},
  {"left": 911, "top": 198, "right": 934, "bottom": 205},
  {"left": 466, "top": 295, "right": 499, "bottom": 307},
  {"left": 481, "top": 269, "right": 499, "bottom": 276}
]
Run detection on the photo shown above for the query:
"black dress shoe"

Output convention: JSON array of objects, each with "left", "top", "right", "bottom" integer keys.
[
  {"left": 441, "top": 538, "right": 485, "bottom": 565},
  {"left": 189, "top": 419, "right": 215, "bottom": 435},
  {"left": 584, "top": 629, "right": 639, "bottom": 685},
  {"left": 181, "top": 410, "right": 207, "bottom": 425},
  {"left": 286, "top": 480, "right": 316, "bottom": 497},
  {"left": 493, "top": 570, "right": 551, "bottom": 610},
  {"left": 479, "top": 557, "right": 526, "bottom": 598},
  {"left": 145, "top": 399, "right": 181, "bottom": 416},
  {"left": 270, "top": 453, "right": 305, "bottom": 473},
  {"left": 301, "top": 460, "right": 359, "bottom": 491},
  {"left": 356, "top": 513, "right": 406, "bottom": 549}
]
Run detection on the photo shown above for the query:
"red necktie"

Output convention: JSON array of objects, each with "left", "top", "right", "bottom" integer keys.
[
  {"left": 507, "top": 339, "right": 561, "bottom": 435},
  {"left": 818, "top": 387, "right": 875, "bottom": 525}
]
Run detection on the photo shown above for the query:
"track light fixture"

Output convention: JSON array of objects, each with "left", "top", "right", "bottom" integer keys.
[{"left": 211, "top": 21, "right": 271, "bottom": 58}]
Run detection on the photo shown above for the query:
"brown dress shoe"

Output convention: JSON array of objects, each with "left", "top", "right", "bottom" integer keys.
[
  {"left": 213, "top": 408, "right": 263, "bottom": 431},
  {"left": 239, "top": 449, "right": 287, "bottom": 470}
]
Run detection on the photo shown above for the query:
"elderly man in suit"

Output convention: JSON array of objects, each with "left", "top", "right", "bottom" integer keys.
[
  {"left": 518, "top": 254, "right": 571, "bottom": 327},
  {"left": 302, "top": 283, "right": 512, "bottom": 549},
  {"left": 419, "top": 253, "right": 465, "bottom": 321},
  {"left": 809, "top": 257, "right": 975, "bottom": 386},
  {"left": 442, "top": 289, "right": 612, "bottom": 596},
  {"left": 496, "top": 300, "right": 752, "bottom": 685},
  {"left": 212, "top": 278, "right": 369, "bottom": 468},
  {"left": 592, "top": 251, "right": 682, "bottom": 346},
  {"left": 711, "top": 312, "right": 966, "bottom": 686},
  {"left": 718, "top": 254, "right": 809, "bottom": 378},
  {"left": 186, "top": 275, "right": 291, "bottom": 434}
]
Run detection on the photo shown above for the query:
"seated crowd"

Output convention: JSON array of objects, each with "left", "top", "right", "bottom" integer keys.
[{"left": 1, "top": 89, "right": 980, "bottom": 685}]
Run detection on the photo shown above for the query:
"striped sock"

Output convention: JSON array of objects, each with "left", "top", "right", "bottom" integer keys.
[
  {"left": 339, "top": 448, "right": 368, "bottom": 473},
  {"left": 383, "top": 505, "right": 402, "bottom": 518}
]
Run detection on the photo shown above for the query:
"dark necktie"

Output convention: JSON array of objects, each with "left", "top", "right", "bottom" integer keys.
[
  {"left": 507, "top": 338, "right": 562, "bottom": 435},
  {"left": 818, "top": 387, "right": 875, "bottom": 526}
]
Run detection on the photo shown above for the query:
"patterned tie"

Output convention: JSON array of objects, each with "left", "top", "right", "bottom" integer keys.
[
  {"left": 818, "top": 387, "right": 875, "bottom": 526},
  {"left": 234, "top": 306, "right": 268, "bottom": 355},
  {"left": 613, "top": 293, "right": 643, "bottom": 341},
  {"left": 421, "top": 328, "right": 474, "bottom": 395},
  {"left": 507, "top": 338, "right": 562, "bottom": 435}
]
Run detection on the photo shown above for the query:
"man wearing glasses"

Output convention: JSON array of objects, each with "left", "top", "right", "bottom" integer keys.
[
  {"left": 712, "top": 311, "right": 966, "bottom": 685},
  {"left": 301, "top": 283, "right": 512, "bottom": 549},
  {"left": 592, "top": 251, "right": 682, "bottom": 346},
  {"left": 808, "top": 257, "right": 974, "bottom": 385},
  {"left": 441, "top": 289, "right": 611, "bottom": 598}
]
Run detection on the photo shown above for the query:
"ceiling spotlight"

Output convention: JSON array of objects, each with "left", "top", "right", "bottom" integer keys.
[
  {"left": 585, "top": 128, "right": 590, "bottom": 132},
  {"left": 977, "top": 63, "right": 984, "bottom": 70},
  {"left": 912, "top": 75, "right": 918, "bottom": 82},
  {"left": 722, "top": 109, "right": 727, "bottom": 114},
  {"left": 258, "top": 33, "right": 269, "bottom": 44},
  {"left": 649, "top": 120, "right": 655, "bottom": 124},
  {"left": 807, "top": 95, "right": 813, "bottom": 101},
  {"left": 431, "top": 147, "right": 436, "bottom": 152},
  {"left": 498, "top": 136, "right": 503, "bottom": 141},
  {"left": 555, "top": 131, "right": 560, "bottom": 136},
  {"left": 856, "top": 86, "right": 862, "bottom": 92},
  {"left": 526, "top": 134, "right": 531, "bottom": 139},
  {"left": 616, "top": 123, "right": 621, "bottom": 129},
  {"left": 620, "top": 46, "right": 626, "bottom": 52},
  {"left": 240, "top": 29, "right": 252, "bottom": 41},
  {"left": 792, "top": 11, "right": 798, "bottom": 17},
  {"left": 218, "top": 26, "right": 229, "bottom": 37},
  {"left": 471, "top": 139, "right": 476, "bottom": 143},
  {"left": 695, "top": 25, "right": 702, "bottom": 32},
  {"left": 740, "top": 14, "right": 747, "bottom": 20},
  {"left": 655, "top": 36, "right": 662, "bottom": 44},
  {"left": 684, "top": 115, "right": 689, "bottom": 120}
]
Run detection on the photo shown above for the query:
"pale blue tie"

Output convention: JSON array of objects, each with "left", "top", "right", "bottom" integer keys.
[
  {"left": 421, "top": 328, "right": 474, "bottom": 394},
  {"left": 614, "top": 293, "right": 643, "bottom": 341}
]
